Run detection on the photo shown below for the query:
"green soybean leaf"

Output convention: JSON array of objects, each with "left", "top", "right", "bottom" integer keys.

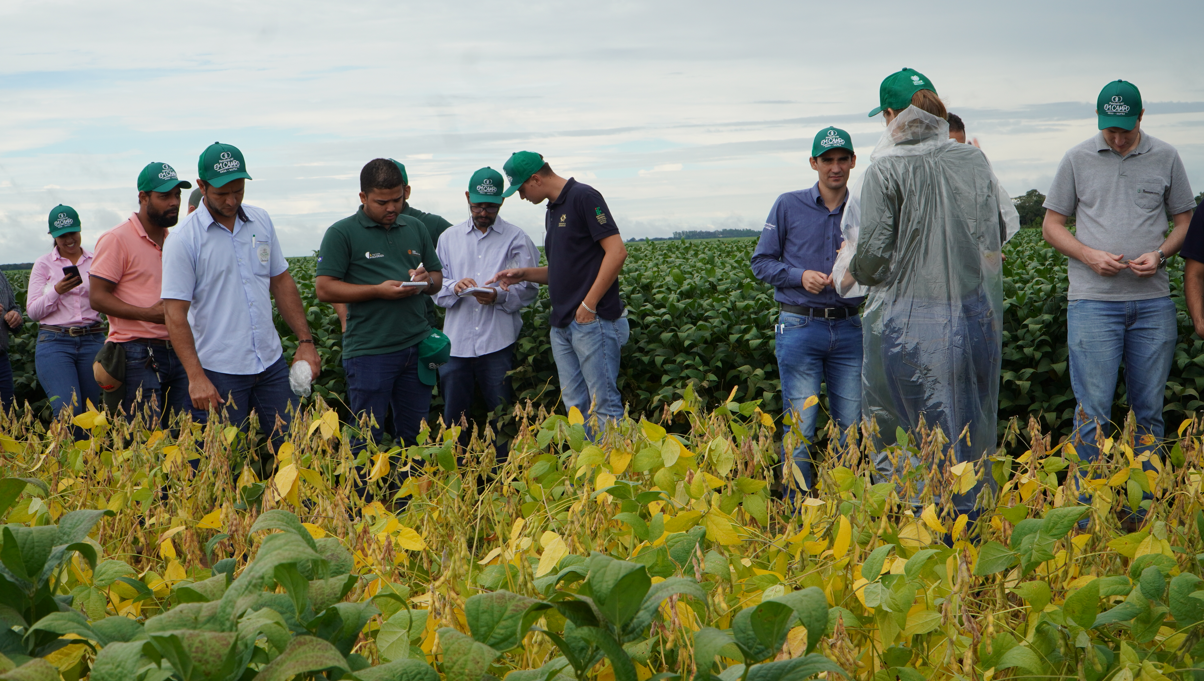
[{"left": 1064, "top": 579, "right": 1099, "bottom": 630}]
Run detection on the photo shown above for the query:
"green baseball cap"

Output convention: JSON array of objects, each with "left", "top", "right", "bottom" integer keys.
[
  {"left": 501, "top": 151, "right": 545, "bottom": 198},
  {"left": 869, "top": 67, "right": 937, "bottom": 117},
  {"left": 48, "top": 205, "right": 81, "bottom": 237},
  {"left": 812, "top": 127, "right": 854, "bottom": 158},
  {"left": 198, "top": 142, "right": 252, "bottom": 187},
  {"left": 416, "top": 328, "right": 451, "bottom": 386},
  {"left": 468, "top": 167, "right": 505, "bottom": 204},
  {"left": 389, "top": 159, "right": 409, "bottom": 186},
  {"left": 1097, "top": 80, "right": 1142, "bottom": 131},
  {"left": 137, "top": 162, "right": 192, "bottom": 194}
]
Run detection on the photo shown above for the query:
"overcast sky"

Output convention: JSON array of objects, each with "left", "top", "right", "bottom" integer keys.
[{"left": 1, "top": 0, "right": 1201, "bottom": 263}]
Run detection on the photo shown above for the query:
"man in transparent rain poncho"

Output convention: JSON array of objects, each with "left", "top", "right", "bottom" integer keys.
[{"left": 832, "top": 68, "right": 1019, "bottom": 520}]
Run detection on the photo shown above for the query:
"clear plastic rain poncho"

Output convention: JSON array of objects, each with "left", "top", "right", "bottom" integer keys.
[{"left": 831, "top": 106, "right": 1020, "bottom": 514}]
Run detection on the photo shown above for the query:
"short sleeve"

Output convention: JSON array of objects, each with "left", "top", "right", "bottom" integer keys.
[
  {"left": 580, "top": 189, "right": 620, "bottom": 242},
  {"left": 1180, "top": 208, "right": 1204, "bottom": 263},
  {"left": 89, "top": 231, "right": 125, "bottom": 284},
  {"left": 422, "top": 226, "right": 442, "bottom": 271},
  {"left": 1043, "top": 153, "right": 1078, "bottom": 216},
  {"left": 316, "top": 224, "right": 351, "bottom": 278},
  {"left": 1167, "top": 152, "right": 1196, "bottom": 216},
  {"left": 267, "top": 220, "right": 288, "bottom": 277},
  {"left": 160, "top": 230, "right": 196, "bottom": 301}
]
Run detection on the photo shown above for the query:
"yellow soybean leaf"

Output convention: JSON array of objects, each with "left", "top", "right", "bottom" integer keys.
[
  {"left": 163, "top": 446, "right": 182, "bottom": 469},
  {"left": 1179, "top": 419, "right": 1193, "bottom": 437},
  {"left": 664, "top": 511, "right": 703, "bottom": 533},
  {"left": 610, "top": 449, "right": 633, "bottom": 475},
  {"left": 567, "top": 407, "right": 585, "bottom": 426},
  {"left": 321, "top": 410, "right": 339, "bottom": 439},
  {"left": 165, "top": 559, "right": 187, "bottom": 584},
  {"left": 236, "top": 465, "right": 258, "bottom": 489},
  {"left": 0, "top": 434, "right": 20, "bottom": 453},
  {"left": 72, "top": 411, "right": 99, "bottom": 430},
  {"left": 759, "top": 411, "right": 775, "bottom": 430},
  {"left": 832, "top": 516, "right": 852, "bottom": 559},
  {"left": 302, "top": 523, "right": 327, "bottom": 539},
  {"left": 661, "top": 438, "right": 681, "bottom": 467},
  {"left": 596, "top": 470, "right": 617, "bottom": 493},
  {"left": 368, "top": 450, "right": 391, "bottom": 482},
  {"left": 275, "top": 463, "right": 300, "bottom": 505},
  {"left": 802, "top": 395, "right": 819, "bottom": 410},
  {"left": 703, "top": 472, "right": 726, "bottom": 489},
  {"left": 277, "top": 442, "right": 295, "bottom": 465},
  {"left": 106, "top": 492, "right": 127, "bottom": 513},
  {"left": 951, "top": 514, "right": 969, "bottom": 540},
  {"left": 703, "top": 511, "right": 741, "bottom": 546},
  {"left": 536, "top": 532, "right": 568, "bottom": 577},
  {"left": 159, "top": 539, "right": 176, "bottom": 560},
  {"left": 921, "top": 504, "right": 946, "bottom": 533},
  {"left": 803, "top": 539, "right": 828, "bottom": 555},
  {"left": 395, "top": 526, "right": 427, "bottom": 551},
  {"left": 478, "top": 547, "right": 504, "bottom": 566},
  {"left": 898, "top": 522, "right": 933, "bottom": 548},
  {"left": 641, "top": 419, "right": 667, "bottom": 442},
  {"left": 147, "top": 430, "right": 165, "bottom": 447},
  {"left": 197, "top": 510, "right": 223, "bottom": 531},
  {"left": 1109, "top": 468, "right": 1130, "bottom": 487},
  {"left": 298, "top": 468, "right": 326, "bottom": 490}
]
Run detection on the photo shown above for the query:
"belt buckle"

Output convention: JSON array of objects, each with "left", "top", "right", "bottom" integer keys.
[{"left": 68, "top": 326, "right": 84, "bottom": 337}]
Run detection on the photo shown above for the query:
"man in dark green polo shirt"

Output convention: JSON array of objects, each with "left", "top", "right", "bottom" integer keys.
[{"left": 316, "top": 158, "right": 443, "bottom": 457}]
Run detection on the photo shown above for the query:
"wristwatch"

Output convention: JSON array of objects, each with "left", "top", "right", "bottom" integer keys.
[{"left": 1157, "top": 248, "right": 1167, "bottom": 269}]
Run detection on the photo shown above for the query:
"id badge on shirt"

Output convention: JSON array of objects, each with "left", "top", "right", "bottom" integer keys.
[{"left": 256, "top": 241, "right": 271, "bottom": 264}]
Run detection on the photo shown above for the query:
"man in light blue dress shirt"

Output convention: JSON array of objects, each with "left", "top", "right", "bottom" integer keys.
[
  {"left": 162, "top": 142, "right": 321, "bottom": 473},
  {"left": 434, "top": 168, "right": 539, "bottom": 461}
]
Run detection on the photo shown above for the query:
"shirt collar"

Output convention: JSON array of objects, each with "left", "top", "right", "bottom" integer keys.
[
  {"left": 196, "top": 198, "right": 251, "bottom": 232},
  {"left": 1094, "top": 131, "right": 1152, "bottom": 157},
  {"left": 807, "top": 183, "right": 849, "bottom": 214},
  {"left": 548, "top": 177, "right": 577, "bottom": 209},
  {"left": 53, "top": 246, "right": 92, "bottom": 262},
  {"left": 354, "top": 206, "right": 401, "bottom": 230},
  {"left": 128, "top": 212, "right": 163, "bottom": 244}
]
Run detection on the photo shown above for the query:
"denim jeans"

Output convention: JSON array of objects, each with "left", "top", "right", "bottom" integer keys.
[
  {"left": 440, "top": 344, "right": 515, "bottom": 462},
  {"left": 873, "top": 288, "right": 1000, "bottom": 515},
  {"left": 0, "top": 351, "right": 13, "bottom": 412},
  {"left": 549, "top": 316, "right": 630, "bottom": 428},
  {"left": 1067, "top": 297, "right": 1176, "bottom": 468},
  {"left": 120, "top": 341, "right": 190, "bottom": 428},
  {"left": 35, "top": 330, "right": 104, "bottom": 417},
  {"left": 344, "top": 346, "right": 432, "bottom": 454},
  {"left": 193, "top": 355, "right": 297, "bottom": 470},
  {"left": 775, "top": 312, "right": 863, "bottom": 494}
]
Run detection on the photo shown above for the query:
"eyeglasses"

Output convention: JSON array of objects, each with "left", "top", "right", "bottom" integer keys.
[{"left": 470, "top": 204, "right": 500, "bottom": 214}]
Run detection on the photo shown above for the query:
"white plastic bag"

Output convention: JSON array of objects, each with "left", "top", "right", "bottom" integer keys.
[{"left": 289, "top": 360, "right": 313, "bottom": 398}]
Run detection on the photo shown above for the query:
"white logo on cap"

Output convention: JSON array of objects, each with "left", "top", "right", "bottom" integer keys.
[
  {"left": 476, "top": 178, "right": 498, "bottom": 195},
  {"left": 158, "top": 164, "right": 177, "bottom": 181},
  {"left": 911, "top": 75, "right": 925, "bottom": 85},
  {"left": 213, "top": 150, "right": 241, "bottom": 174},
  {"left": 1103, "top": 95, "right": 1131, "bottom": 115},
  {"left": 53, "top": 213, "right": 74, "bottom": 229},
  {"left": 820, "top": 129, "right": 847, "bottom": 148}
]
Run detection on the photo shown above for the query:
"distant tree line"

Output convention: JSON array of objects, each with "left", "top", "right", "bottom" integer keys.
[
  {"left": 0, "top": 263, "right": 33, "bottom": 271},
  {"left": 627, "top": 228, "right": 761, "bottom": 243}
]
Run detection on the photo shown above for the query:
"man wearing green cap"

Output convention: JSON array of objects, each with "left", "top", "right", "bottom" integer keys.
[
  {"left": 434, "top": 167, "right": 539, "bottom": 461},
  {"left": 751, "top": 127, "right": 863, "bottom": 498},
  {"left": 1042, "top": 79, "right": 1196, "bottom": 489},
  {"left": 316, "top": 158, "right": 445, "bottom": 464},
  {"left": 162, "top": 142, "right": 321, "bottom": 470},
  {"left": 332, "top": 159, "right": 453, "bottom": 334},
  {"left": 487, "top": 152, "right": 629, "bottom": 431},
  {"left": 90, "top": 162, "right": 192, "bottom": 425}
]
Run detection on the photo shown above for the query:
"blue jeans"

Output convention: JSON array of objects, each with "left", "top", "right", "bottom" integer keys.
[
  {"left": 441, "top": 344, "right": 515, "bottom": 462},
  {"left": 193, "top": 355, "right": 297, "bottom": 464},
  {"left": 550, "top": 316, "right": 630, "bottom": 428},
  {"left": 0, "top": 351, "right": 13, "bottom": 412},
  {"left": 120, "top": 341, "right": 190, "bottom": 428},
  {"left": 35, "top": 330, "right": 104, "bottom": 418},
  {"left": 344, "top": 346, "right": 432, "bottom": 454},
  {"left": 775, "top": 312, "right": 863, "bottom": 494},
  {"left": 1067, "top": 297, "right": 1176, "bottom": 473}
]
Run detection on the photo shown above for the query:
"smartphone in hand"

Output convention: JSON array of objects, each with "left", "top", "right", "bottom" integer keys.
[{"left": 62, "top": 265, "right": 80, "bottom": 279}]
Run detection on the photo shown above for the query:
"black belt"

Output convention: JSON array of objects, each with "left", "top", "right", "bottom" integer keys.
[
  {"left": 126, "top": 338, "right": 173, "bottom": 349},
  {"left": 39, "top": 323, "right": 105, "bottom": 336},
  {"left": 781, "top": 304, "right": 858, "bottom": 319}
]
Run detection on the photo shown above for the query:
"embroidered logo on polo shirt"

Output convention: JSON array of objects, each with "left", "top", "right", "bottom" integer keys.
[
  {"left": 476, "top": 179, "right": 498, "bottom": 195},
  {"left": 819, "top": 129, "right": 846, "bottom": 148},
  {"left": 1103, "top": 95, "right": 1131, "bottom": 115},
  {"left": 595, "top": 207, "right": 608, "bottom": 225},
  {"left": 214, "top": 152, "right": 241, "bottom": 174},
  {"left": 408, "top": 249, "right": 419, "bottom": 256},
  {"left": 53, "top": 213, "right": 74, "bottom": 229},
  {"left": 558, "top": 214, "right": 567, "bottom": 227},
  {"left": 158, "top": 164, "right": 178, "bottom": 180},
  {"left": 365, "top": 251, "right": 384, "bottom": 259}
]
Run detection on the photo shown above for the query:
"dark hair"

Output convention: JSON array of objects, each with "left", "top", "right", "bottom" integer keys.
[
  {"left": 360, "top": 158, "right": 404, "bottom": 194},
  {"left": 947, "top": 112, "right": 965, "bottom": 133},
  {"left": 535, "top": 162, "right": 554, "bottom": 177}
]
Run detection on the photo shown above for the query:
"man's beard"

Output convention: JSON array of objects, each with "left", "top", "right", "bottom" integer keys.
[
  {"left": 473, "top": 214, "right": 497, "bottom": 229},
  {"left": 149, "top": 206, "right": 179, "bottom": 228}
]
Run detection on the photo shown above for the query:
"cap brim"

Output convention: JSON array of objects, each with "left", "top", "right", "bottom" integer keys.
[
  {"left": 150, "top": 179, "right": 193, "bottom": 193},
  {"left": 206, "top": 172, "right": 252, "bottom": 188},
  {"left": 501, "top": 185, "right": 521, "bottom": 198},
  {"left": 868, "top": 106, "right": 884, "bottom": 117},
  {"left": 1099, "top": 114, "right": 1137, "bottom": 131},
  {"left": 49, "top": 226, "right": 81, "bottom": 238},
  {"left": 469, "top": 193, "right": 504, "bottom": 204}
]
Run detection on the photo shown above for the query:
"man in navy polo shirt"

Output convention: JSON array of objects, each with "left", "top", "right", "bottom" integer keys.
[
  {"left": 752, "top": 127, "right": 864, "bottom": 498},
  {"left": 488, "top": 152, "right": 629, "bottom": 430}
]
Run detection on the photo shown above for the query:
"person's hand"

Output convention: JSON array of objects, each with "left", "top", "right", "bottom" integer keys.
[
  {"left": 472, "top": 288, "right": 498, "bottom": 305},
  {"left": 144, "top": 300, "right": 166, "bottom": 324},
  {"left": 1081, "top": 246, "right": 1127, "bottom": 277},
  {"left": 575, "top": 303, "right": 597, "bottom": 324},
  {"left": 54, "top": 274, "right": 82, "bottom": 295},
  {"left": 189, "top": 375, "right": 225, "bottom": 412},
  {"left": 1128, "top": 252, "right": 1161, "bottom": 278},
  {"left": 375, "top": 280, "right": 413, "bottom": 299},
  {"left": 3, "top": 309, "right": 21, "bottom": 329},
  {"left": 294, "top": 343, "right": 322, "bottom": 380},
  {"left": 486, "top": 268, "right": 527, "bottom": 291},
  {"left": 801, "top": 270, "right": 833, "bottom": 294},
  {"left": 409, "top": 264, "right": 430, "bottom": 283},
  {"left": 454, "top": 278, "right": 478, "bottom": 294}
]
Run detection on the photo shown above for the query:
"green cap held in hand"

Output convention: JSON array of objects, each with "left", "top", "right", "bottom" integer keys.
[
  {"left": 1097, "top": 80, "right": 1142, "bottom": 131},
  {"left": 137, "top": 162, "right": 192, "bottom": 194},
  {"left": 869, "top": 67, "right": 937, "bottom": 117},
  {"left": 198, "top": 142, "right": 252, "bottom": 187},
  {"left": 416, "top": 329, "right": 451, "bottom": 386}
]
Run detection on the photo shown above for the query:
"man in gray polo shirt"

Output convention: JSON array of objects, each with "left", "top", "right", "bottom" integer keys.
[{"left": 1042, "top": 79, "right": 1195, "bottom": 494}]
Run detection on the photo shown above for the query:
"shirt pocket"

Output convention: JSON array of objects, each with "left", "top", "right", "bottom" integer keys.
[
  {"left": 1134, "top": 177, "right": 1166, "bottom": 212},
  {"left": 252, "top": 238, "right": 272, "bottom": 275}
]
